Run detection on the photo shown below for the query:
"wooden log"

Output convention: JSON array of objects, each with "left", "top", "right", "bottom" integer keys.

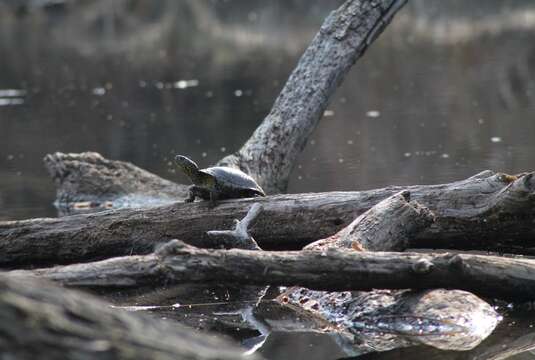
[
  {"left": 1, "top": 171, "right": 533, "bottom": 268},
  {"left": 0, "top": 273, "right": 260, "bottom": 360},
  {"left": 43, "top": 151, "right": 188, "bottom": 206},
  {"left": 10, "top": 239, "right": 535, "bottom": 302},
  {"left": 304, "top": 190, "right": 435, "bottom": 251}
]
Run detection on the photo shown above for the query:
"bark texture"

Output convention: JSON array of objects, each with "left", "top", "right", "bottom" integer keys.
[
  {"left": 304, "top": 190, "right": 435, "bottom": 251},
  {"left": 0, "top": 274, "right": 259, "bottom": 360},
  {"left": 1, "top": 171, "right": 533, "bottom": 268},
  {"left": 44, "top": 151, "right": 188, "bottom": 205},
  {"left": 11, "top": 239, "right": 535, "bottom": 301}
]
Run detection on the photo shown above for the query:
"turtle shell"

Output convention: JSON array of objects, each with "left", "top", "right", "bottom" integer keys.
[{"left": 200, "top": 166, "right": 265, "bottom": 197}]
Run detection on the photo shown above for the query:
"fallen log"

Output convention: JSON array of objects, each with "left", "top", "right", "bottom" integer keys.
[
  {"left": 263, "top": 288, "right": 499, "bottom": 353},
  {"left": 9, "top": 239, "right": 535, "bottom": 302},
  {"left": 0, "top": 273, "right": 260, "bottom": 360},
  {"left": 1, "top": 171, "right": 534, "bottom": 268}
]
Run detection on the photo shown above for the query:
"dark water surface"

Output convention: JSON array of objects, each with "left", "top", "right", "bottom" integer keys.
[{"left": 1, "top": 1, "right": 535, "bottom": 359}]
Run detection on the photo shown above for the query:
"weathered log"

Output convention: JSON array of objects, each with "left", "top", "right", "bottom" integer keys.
[
  {"left": 45, "top": 0, "right": 408, "bottom": 205},
  {"left": 0, "top": 273, "right": 259, "bottom": 360},
  {"left": 1, "top": 171, "right": 534, "bottom": 268},
  {"left": 10, "top": 239, "right": 535, "bottom": 301},
  {"left": 268, "top": 288, "right": 499, "bottom": 353},
  {"left": 44, "top": 151, "right": 188, "bottom": 206},
  {"left": 354, "top": 309, "right": 535, "bottom": 360},
  {"left": 304, "top": 190, "right": 434, "bottom": 251}
]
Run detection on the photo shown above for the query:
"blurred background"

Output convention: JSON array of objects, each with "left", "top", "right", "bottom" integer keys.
[{"left": 0, "top": 0, "right": 534, "bottom": 220}]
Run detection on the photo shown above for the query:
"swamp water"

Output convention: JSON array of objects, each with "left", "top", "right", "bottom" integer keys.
[{"left": 1, "top": 1, "right": 535, "bottom": 358}]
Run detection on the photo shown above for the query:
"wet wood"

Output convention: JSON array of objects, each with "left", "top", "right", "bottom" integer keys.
[
  {"left": 1, "top": 171, "right": 534, "bottom": 268},
  {"left": 10, "top": 239, "right": 535, "bottom": 301},
  {"left": 0, "top": 273, "right": 259, "bottom": 360}
]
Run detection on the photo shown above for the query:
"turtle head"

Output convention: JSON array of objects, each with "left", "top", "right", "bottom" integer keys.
[{"left": 174, "top": 155, "right": 199, "bottom": 180}]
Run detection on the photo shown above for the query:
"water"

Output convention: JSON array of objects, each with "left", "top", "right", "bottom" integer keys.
[{"left": 1, "top": 0, "right": 535, "bottom": 358}]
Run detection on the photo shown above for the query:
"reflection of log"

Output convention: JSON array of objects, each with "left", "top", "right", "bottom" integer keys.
[
  {"left": 0, "top": 274, "right": 260, "bottom": 360},
  {"left": 1, "top": 170, "right": 534, "bottom": 268},
  {"left": 11, "top": 239, "right": 535, "bottom": 301}
]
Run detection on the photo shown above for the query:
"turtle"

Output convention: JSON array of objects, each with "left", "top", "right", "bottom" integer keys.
[{"left": 175, "top": 155, "right": 266, "bottom": 205}]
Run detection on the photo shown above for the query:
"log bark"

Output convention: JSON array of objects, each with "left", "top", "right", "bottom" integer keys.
[
  {"left": 10, "top": 239, "right": 535, "bottom": 302},
  {"left": 0, "top": 273, "right": 260, "bottom": 360},
  {"left": 44, "top": 151, "right": 188, "bottom": 207},
  {"left": 44, "top": 0, "right": 408, "bottom": 205},
  {"left": 1, "top": 170, "right": 534, "bottom": 268},
  {"left": 304, "top": 190, "right": 435, "bottom": 251}
]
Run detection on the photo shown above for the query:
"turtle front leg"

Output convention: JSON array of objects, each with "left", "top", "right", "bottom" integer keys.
[
  {"left": 209, "top": 191, "right": 219, "bottom": 207},
  {"left": 185, "top": 185, "right": 203, "bottom": 203}
]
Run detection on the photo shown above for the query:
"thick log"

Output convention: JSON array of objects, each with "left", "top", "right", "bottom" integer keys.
[
  {"left": 1, "top": 171, "right": 534, "bottom": 268},
  {"left": 0, "top": 273, "right": 259, "bottom": 360},
  {"left": 45, "top": 0, "right": 408, "bottom": 204},
  {"left": 10, "top": 239, "right": 535, "bottom": 302},
  {"left": 304, "top": 190, "right": 434, "bottom": 251}
]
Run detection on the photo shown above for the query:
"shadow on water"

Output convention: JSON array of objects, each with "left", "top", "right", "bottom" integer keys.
[{"left": 2, "top": 1, "right": 535, "bottom": 359}]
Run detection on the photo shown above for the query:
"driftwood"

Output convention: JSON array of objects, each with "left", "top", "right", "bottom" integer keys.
[
  {"left": 44, "top": 151, "right": 188, "bottom": 206},
  {"left": 355, "top": 310, "right": 535, "bottom": 360},
  {"left": 304, "top": 190, "right": 435, "bottom": 251},
  {"left": 266, "top": 289, "right": 498, "bottom": 353},
  {"left": 1, "top": 170, "right": 534, "bottom": 268},
  {"left": 0, "top": 274, "right": 259, "bottom": 360},
  {"left": 10, "top": 239, "right": 535, "bottom": 302}
]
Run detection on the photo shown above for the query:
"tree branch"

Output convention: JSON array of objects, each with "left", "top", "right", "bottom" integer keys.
[{"left": 10, "top": 240, "right": 535, "bottom": 302}]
